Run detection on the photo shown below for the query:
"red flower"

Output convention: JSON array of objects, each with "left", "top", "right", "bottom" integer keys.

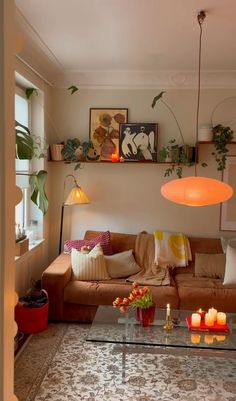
[
  {"left": 132, "top": 282, "right": 139, "bottom": 289},
  {"left": 120, "top": 306, "right": 126, "bottom": 313},
  {"left": 123, "top": 297, "right": 130, "bottom": 305}
]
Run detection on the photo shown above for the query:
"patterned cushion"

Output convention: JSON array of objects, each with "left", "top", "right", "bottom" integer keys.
[
  {"left": 65, "top": 231, "right": 113, "bottom": 255},
  {"left": 71, "top": 244, "right": 110, "bottom": 281}
]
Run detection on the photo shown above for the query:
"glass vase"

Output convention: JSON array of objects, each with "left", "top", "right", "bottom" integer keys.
[{"left": 139, "top": 306, "right": 155, "bottom": 327}]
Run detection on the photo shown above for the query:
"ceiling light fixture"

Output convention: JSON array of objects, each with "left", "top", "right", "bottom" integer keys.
[{"left": 161, "top": 11, "right": 233, "bottom": 206}]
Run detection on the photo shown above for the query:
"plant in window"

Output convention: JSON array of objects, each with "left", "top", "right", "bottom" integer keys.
[
  {"left": 15, "top": 120, "right": 48, "bottom": 215},
  {"left": 211, "top": 124, "right": 234, "bottom": 171}
]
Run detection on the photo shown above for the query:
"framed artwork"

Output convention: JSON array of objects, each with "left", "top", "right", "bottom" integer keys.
[
  {"left": 220, "top": 156, "right": 236, "bottom": 231},
  {"left": 119, "top": 123, "right": 158, "bottom": 162},
  {"left": 89, "top": 108, "right": 128, "bottom": 161}
]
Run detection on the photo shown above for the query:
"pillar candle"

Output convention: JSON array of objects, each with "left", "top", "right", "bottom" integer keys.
[
  {"left": 205, "top": 312, "right": 214, "bottom": 326},
  {"left": 111, "top": 153, "right": 119, "bottom": 162},
  {"left": 217, "top": 312, "right": 226, "bottom": 325},
  {"left": 208, "top": 307, "right": 217, "bottom": 321},
  {"left": 191, "top": 313, "right": 201, "bottom": 327}
]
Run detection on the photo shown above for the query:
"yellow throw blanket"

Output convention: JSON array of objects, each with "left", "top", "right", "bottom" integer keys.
[
  {"left": 154, "top": 230, "right": 192, "bottom": 268},
  {"left": 126, "top": 233, "right": 171, "bottom": 286}
]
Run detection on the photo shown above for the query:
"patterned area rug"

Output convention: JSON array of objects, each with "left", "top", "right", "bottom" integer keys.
[{"left": 15, "top": 323, "right": 236, "bottom": 401}]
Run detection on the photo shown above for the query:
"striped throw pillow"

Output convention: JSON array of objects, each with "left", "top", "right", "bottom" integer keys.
[
  {"left": 71, "top": 244, "right": 110, "bottom": 281},
  {"left": 65, "top": 231, "right": 113, "bottom": 255}
]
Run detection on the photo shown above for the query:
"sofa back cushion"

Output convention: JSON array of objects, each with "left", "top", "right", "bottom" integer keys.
[
  {"left": 104, "top": 250, "right": 141, "bottom": 278},
  {"left": 84, "top": 230, "right": 136, "bottom": 254},
  {"left": 195, "top": 253, "right": 226, "bottom": 279},
  {"left": 65, "top": 230, "right": 113, "bottom": 255},
  {"left": 71, "top": 244, "right": 110, "bottom": 281}
]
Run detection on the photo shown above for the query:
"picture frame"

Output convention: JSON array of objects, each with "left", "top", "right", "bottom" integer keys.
[
  {"left": 220, "top": 155, "right": 236, "bottom": 231},
  {"left": 119, "top": 123, "right": 158, "bottom": 162},
  {"left": 89, "top": 108, "right": 128, "bottom": 161}
]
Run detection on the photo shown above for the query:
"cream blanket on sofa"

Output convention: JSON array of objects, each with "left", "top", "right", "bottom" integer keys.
[{"left": 126, "top": 233, "right": 171, "bottom": 286}]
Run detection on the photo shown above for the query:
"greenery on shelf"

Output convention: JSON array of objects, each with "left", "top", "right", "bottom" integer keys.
[
  {"left": 212, "top": 124, "right": 234, "bottom": 171},
  {"left": 15, "top": 120, "right": 48, "bottom": 215},
  {"left": 61, "top": 138, "right": 93, "bottom": 170}
]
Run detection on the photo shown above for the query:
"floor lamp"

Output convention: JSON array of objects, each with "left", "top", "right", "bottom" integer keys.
[{"left": 59, "top": 174, "right": 90, "bottom": 254}]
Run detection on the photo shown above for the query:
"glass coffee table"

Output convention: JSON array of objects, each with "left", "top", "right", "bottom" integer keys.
[
  {"left": 87, "top": 305, "right": 236, "bottom": 352},
  {"left": 86, "top": 306, "right": 236, "bottom": 382}
]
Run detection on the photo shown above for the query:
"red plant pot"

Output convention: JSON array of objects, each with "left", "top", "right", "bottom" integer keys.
[
  {"left": 139, "top": 306, "right": 156, "bottom": 327},
  {"left": 15, "top": 302, "right": 48, "bottom": 334}
]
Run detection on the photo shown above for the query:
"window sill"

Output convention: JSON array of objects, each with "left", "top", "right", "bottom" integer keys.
[{"left": 15, "top": 239, "right": 45, "bottom": 262}]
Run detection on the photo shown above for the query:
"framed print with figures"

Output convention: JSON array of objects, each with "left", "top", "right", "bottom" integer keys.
[
  {"left": 119, "top": 123, "right": 158, "bottom": 162},
  {"left": 89, "top": 108, "right": 128, "bottom": 161}
]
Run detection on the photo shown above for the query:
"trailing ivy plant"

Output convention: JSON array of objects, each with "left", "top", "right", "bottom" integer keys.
[
  {"left": 152, "top": 91, "right": 207, "bottom": 178},
  {"left": 212, "top": 124, "right": 234, "bottom": 171},
  {"left": 61, "top": 138, "right": 93, "bottom": 170},
  {"left": 15, "top": 120, "right": 49, "bottom": 215}
]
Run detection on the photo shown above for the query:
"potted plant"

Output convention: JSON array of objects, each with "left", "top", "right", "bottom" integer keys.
[
  {"left": 15, "top": 120, "right": 49, "bottom": 215},
  {"left": 212, "top": 124, "right": 234, "bottom": 171}
]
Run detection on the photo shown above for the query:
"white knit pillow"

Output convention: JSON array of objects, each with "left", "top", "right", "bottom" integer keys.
[
  {"left": 71, "top": 244, "right": 110, "bottom": 281},
  {"left": 223, "top": 245, "right": 236, "bottom": 287}
]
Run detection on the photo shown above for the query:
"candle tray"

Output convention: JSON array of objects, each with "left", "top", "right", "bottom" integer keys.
[{"left": 186, "top": 316, "right": 229, "bottom": 333}]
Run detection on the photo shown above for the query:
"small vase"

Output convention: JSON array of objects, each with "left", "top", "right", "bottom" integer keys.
[{"left": 139, "top": 306, "right": 155, "bottom": 327}]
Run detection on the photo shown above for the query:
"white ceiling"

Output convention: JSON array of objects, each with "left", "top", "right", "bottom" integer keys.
[{"left": 15, "top": 0, "right": 236, "bottom": 87}]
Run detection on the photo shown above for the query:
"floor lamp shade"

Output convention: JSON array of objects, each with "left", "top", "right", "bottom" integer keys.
[
  {"left": 64, "top": 186, "right": 90, "bottom": 205},
  {"left": 161, "top": 176, "right": 233, "bottom": 206}
]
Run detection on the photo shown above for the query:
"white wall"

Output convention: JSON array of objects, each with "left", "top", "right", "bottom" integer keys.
[{"left": 47, "top": 88, "right": 236, "bottom": 262}]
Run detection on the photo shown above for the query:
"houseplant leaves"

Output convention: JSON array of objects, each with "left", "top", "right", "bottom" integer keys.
[{"left": 29, "top": 170, "right": 49, "bottom": 215}]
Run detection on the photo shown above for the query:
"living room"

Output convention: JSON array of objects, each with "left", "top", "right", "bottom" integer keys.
[{"left": 1, "top": 0, "right": 236, "bottom": 400}]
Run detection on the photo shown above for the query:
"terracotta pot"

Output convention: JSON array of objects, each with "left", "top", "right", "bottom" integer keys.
[
  {"left": 50, "top": 144, "right": 64, "bottom": 161},
  {"left": 139, "top": 306, "right": 156, "bottom": 327}
]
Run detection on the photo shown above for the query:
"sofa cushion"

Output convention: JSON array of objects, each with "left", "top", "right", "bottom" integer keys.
[
  {"left": 221, "top": 237, "right": 236, "bottom": 253},
  {"left": 65, "top": 230, "right": 113, "bottom": 255},
  {"left": 195, "top": 253, "right": 226, "bottom": 279},
  {"left": 104, "top": 250, "right": 141, "bottom": 278},
  {"left": 64, "top": 279, "right": 179, "bottom": 308},
  {"left": 223, "top": 245, "right": 236, "bottom": 286},
  {"left": 71, "top": 245, "right": 110, "bottom": 281},
  {"left": 175, "top": 273, "right": 236, "bottom": 312}
]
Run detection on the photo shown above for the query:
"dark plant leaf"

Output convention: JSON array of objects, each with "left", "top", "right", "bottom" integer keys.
[
  {"left": 68, "top": 85, "right": 79, "bottom": 95},
  {"left": 74, "top": 163, "right": 81, "bottom": 171},
  {"left": 16, "top": 129, "right": 34, "bottom": 159},
  {"left": 29, "top": 170, "right": 48, "bottom": 215},
  {"left": 25, "top": 88, "right": 38, "bottom": 99},
  {"left": 201, "top": 162, "right": 208, "bottom": 167},
  {"left": 151, "top": 91, "right": 165, "bottom": 109}
]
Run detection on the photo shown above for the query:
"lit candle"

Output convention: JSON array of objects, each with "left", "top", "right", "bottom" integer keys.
[
  {"left": 166, "top": 304, "right": 170, "bottom": 317},
  {"left": 204, "top": 335, "right": 214, "bottom": 345},
  {"left": 197, "top": 308, "right": 205, "bottom": 320},
  {"left": 111, "top": 153, "right": 119, "bottom": 162},
  {"left": 208, "top": 307, "right": 217, "bottom": 321},
  {"left": 191, "top": 313, "right": 201, "bottom": 327},
  {"left": 191, "top": 334, "right": 201, "bottom": 344},
  {"left": 205, "top": 312, "right": 214, "bottom": 326},
  {"left": 217, "top": 312, "right": 226, "bottom": 326},
  {"left": 119, "top": 156, "right": 125, "bottom": 162}
]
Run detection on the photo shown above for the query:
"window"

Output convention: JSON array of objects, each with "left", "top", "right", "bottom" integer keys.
[{"left": 15, "top": 84, "right": 44, "bottom": 243}]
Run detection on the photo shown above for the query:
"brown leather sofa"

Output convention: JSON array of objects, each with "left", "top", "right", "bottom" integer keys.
[{"left": 42, "top": 230, "right": 236, "bottom": 322}]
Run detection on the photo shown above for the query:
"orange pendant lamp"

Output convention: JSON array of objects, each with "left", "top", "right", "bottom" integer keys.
[{"left": 161, "top": 11, "right": 233, "bottom": 206}]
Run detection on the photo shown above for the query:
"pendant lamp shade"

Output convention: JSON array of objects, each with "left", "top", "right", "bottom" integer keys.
[
  {"left": 64, "top": 186, "right": 90, "bottom": 205},
  {"left": 161, "top": 176, "right": 233, "bottom": 206},
  {"left": 160, "top": 11, "right": 233, "bottom": 207}
]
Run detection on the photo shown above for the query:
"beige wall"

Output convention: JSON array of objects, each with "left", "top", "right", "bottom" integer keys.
[{"left": 47, "top": 88, "right": 236, "bottom": 262}]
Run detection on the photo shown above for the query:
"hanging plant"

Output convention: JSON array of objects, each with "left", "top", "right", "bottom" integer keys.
[{"left": 212, "top": 124, "right": 234, "bottom": 171}]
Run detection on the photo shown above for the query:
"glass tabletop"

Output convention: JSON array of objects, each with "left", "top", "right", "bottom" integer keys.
[{"left": 86, "top": 305, "right": 236, "bottom": 351}]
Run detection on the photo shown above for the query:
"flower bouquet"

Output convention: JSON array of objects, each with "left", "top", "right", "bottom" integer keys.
[{"left": 113, "top": 282, "right": 155, "bottom": 326}]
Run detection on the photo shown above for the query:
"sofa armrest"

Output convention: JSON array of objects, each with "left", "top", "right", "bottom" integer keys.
[{"left": 42, "top": 254, "right": 72, "bottom": 320}]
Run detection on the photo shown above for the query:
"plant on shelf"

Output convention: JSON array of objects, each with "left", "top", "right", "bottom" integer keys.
[
  {"left": 61, "top": 138, "right": 94, "bottom": 170},
  {"left": 152, "top": 91, "right": 202, "bottom": 178},
  {"left": 113, "top": 282, "right": 153, "bottom": 313},
  {"left": 15, "top": 120, "right": 49, "bottom": 214},
  {"left": 212, "top": 124, "right": 234, "bottom": 171}
]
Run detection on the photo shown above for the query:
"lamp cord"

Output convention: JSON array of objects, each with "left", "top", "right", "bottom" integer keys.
[{"left": 195, "top": 11, "right": 205, "bottom": 177}]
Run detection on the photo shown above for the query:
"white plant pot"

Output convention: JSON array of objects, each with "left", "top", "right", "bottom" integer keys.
[{"left": 198, "top": 126, "right": 213, "bottom": 142}]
